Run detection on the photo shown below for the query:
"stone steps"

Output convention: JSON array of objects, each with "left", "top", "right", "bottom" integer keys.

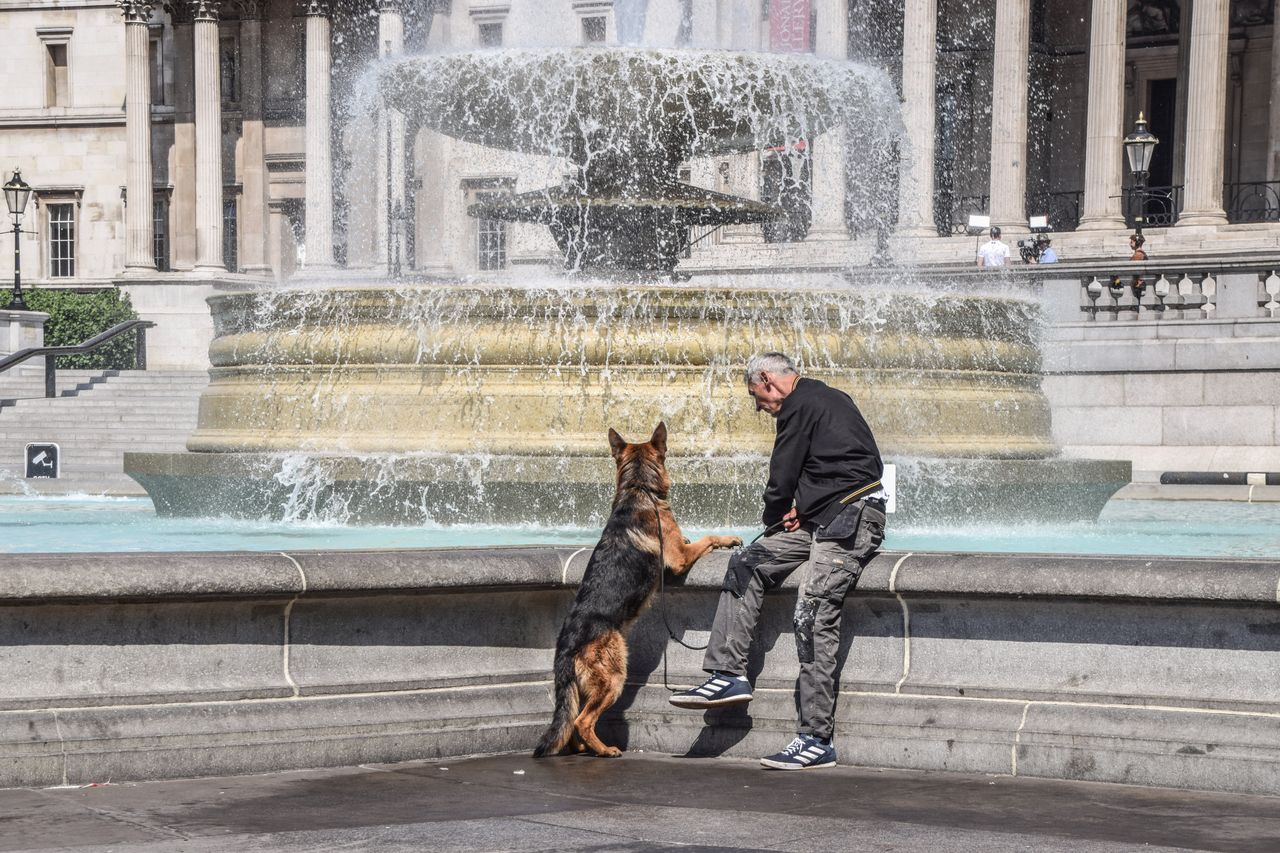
[{"left": 0, "top": 369, "right": 206, "bottom": 496}]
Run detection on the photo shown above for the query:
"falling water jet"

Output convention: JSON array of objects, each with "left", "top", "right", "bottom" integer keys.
[{"left": 124, "top": 47, "right": 1128, "bottom": 526}]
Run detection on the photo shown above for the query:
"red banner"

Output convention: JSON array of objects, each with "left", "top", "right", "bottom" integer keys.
[{"left": 769, "top": 0, "right": 812, "bottom": 53}]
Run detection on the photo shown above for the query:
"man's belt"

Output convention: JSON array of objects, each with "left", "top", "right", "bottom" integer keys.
[{"left": 837, "top": 481, "right": 883, "bottom": 506}]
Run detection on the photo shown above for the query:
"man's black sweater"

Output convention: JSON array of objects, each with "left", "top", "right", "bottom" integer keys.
[{"left": 761, "top": 377, "right": 883, "bottom": 528}]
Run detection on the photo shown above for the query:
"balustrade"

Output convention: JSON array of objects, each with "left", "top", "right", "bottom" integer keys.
[{"left": 1078, "top": 269, "right": 1280, "bottom": 321}]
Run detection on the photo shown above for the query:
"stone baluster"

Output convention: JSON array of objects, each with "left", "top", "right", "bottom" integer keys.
[
  {"left": 1153, "top": 273, "right": 1172, "bottom": 317},
  {"left": 305, "top": 0, "right": 336, "bottom": 269},
  {"left": 896, "top": 0, "right": 937, "bottom": 237},
  {"left": 807, "top": 0, "right": 848, "bottom": 241},
  {"left": 1199, "top": 272, "right": 1217, "bottom": 317},
  {"left": 237, "top": 0, "right": 270, "bottom": 274},
  {"left": 191, "top": 0, "right": 223, "bottom": 271},
  {"left": 1076, "top": 0, "right": 1126, "bottom": 231},
  {"left": 1264, "top": 271, "right": 1280, "bottom": 318},
  {"left": 376, "top": 0, "right": 406, "bottom": 275},
  {"left": 1176, "top": 273, "right": 1196, "bottom": 319},
  {"left": 987, "top": 0, "right": 1031, "bottom": 235},
  {"left": 121, "top": 0, "right": 156, "bottom": 273},
  {"left": 1177, "top": 0, "right": 1230, "bottom": 227},
  {"left": 1083, "top": 276, "right": 1104, "bottom": 321}
]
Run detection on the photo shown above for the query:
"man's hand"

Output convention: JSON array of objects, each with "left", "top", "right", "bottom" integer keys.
[{"left": 782, "top": 507, "right": 801, "bottom": 532}]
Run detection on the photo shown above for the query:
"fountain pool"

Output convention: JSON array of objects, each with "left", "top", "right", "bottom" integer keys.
[{"left": 5, "top": 495, "right": 1278, "bottom": 558}]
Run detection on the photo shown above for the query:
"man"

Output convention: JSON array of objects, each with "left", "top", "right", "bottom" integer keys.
[
  {"left": 1035, "top": 236, "right": 1058, "bottom": 264},
  {"left": 975, "top": 226, "right": 1011, "bottom": 267},
  {"left": 669, "top": 353, "right": 886, "bottom": 770}
]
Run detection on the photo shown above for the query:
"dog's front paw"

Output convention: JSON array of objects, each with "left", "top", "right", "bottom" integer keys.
[
  {"left": 597, "top": 745, "right": 623, "bottom": 757},
  {"left": 716, "top": 536, "right": 743, "bottom": 549}
]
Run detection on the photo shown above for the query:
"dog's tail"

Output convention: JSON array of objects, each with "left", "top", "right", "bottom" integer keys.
[{"left": 532, "top": 622, "right": 591, "bottom": 758}]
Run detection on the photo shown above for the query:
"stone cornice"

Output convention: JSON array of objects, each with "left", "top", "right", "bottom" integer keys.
[
  {"left": 117, "top": 0, "right": 153, "bottom": 24},
  {"left": 378, "top": 0, "right": 403, "bottom": 12},
  {"left": 304, "top": 0, "right": 330, "bottom": 16}
]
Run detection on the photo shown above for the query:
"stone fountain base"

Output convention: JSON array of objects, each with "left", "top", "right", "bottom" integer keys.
[{"left": 125, "top": 450, "right": 1129, "bottom": 527}]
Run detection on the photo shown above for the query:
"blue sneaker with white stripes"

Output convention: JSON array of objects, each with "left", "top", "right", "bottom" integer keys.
[
  {"left": 760, "top": 734, "right": 837, "bottom": 770},
  {"left": 667, "top": 672, "right": 753, "bottom": 709}
]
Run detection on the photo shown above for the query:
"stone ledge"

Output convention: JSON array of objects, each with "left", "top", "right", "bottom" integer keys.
[{"left": 4, "top": 548, "right": 1279, "bottom": 606}]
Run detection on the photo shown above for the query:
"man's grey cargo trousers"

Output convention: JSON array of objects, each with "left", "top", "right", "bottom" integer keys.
[{"left": 702, "top": 499, "right": 886, "bottom": 741}]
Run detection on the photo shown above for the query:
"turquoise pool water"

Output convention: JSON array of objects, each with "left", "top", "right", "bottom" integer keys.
[{"left": 3, "top": 495, "right": 1278, "bottom": 557}]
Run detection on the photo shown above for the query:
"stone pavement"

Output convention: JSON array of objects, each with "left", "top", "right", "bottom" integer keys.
[{"left": 3, "top": 753, "right": 1279, "bottom": 852}]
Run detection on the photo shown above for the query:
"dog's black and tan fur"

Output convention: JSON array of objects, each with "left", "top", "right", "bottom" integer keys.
[{"left": 533, "top": 423, "right": 742, "bottom": 758}]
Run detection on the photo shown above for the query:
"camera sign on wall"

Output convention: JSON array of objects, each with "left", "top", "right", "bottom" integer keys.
[{"left": 25, "top": 443, "right": 59, "bottom": 479}]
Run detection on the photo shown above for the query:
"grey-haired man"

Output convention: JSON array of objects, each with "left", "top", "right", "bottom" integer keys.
[{"left": 670, "top": 352, "right": 886, "bottom": 770}]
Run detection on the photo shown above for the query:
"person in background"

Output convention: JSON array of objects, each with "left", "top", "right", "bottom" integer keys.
[
  {"left": 1129, "top": 234, "right": 1148, "bottom": 261},
  {"left": 976, "top": 227, "right": 1011, "bottom": 267},
  {"left": 1035, "top": 236, "right": 1058, "bottom": 264}
]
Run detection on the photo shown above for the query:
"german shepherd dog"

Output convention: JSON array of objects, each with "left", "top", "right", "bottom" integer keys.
[{"left": 533, "top": 422, "right": 742, "bottom": 758}]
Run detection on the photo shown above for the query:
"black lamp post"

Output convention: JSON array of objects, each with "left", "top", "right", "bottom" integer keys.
[
  {"left": 3, "top": 168, "right": 33, "bottom": 312},
  {"left": 1123, "top": 113, "right": 1159, "bottom": 240}
]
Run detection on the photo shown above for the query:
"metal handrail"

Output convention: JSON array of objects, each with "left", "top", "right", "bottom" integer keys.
[{"left": 0, "top": 319, "right": 155, "bottom": 398}]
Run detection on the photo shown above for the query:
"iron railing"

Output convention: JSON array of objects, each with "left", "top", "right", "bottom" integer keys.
[
  {"left": 1225, "top": 180, "right": 1280, "bottom": 223},
  {"left": 942, "top": 181, "right": 1280, "bottom": 234},
  {"left": 942, "top": 194, "right": 989, "bottom": 235},
  {"left": 0, "top": 320, "right": 155, "bottom": 398}
]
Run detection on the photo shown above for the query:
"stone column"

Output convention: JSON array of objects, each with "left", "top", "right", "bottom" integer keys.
[
  {"left": 1177, "top": 0, "right": 1229, "bottom": 227},
  {"left": 376, "top": 0, "right": 406, "bottom": 275},
  {"left": 1268, "top": 13, "right": 1280, "bottom": 182},
  {"left": 191, "top": 0, "right": 223, "bottom": 271},
  {"left": 169, "top": 6, "right": 197, "bottom": 269},
  {"left": 304, "top": 0, "right": 336, "bottom": 269},
  {"left": 121, "top": 1, "right": 156, "bottom": 273},
  {"left": 808, "top": 0, "right": 848, "bottom": 240},
  {"left": 237, "top": 0, "right": 270, "bottom": 274},
  {"left": 1076, "top": 0, "right": 1127, "bottom": 230},
  {"left": 896, "top": 0, "right": 937, "bottom": 236},
  {"left": 988, "top": 0, "right": 1031, "bottom": 234}
]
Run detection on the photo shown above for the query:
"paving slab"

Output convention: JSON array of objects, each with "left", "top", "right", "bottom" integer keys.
[{"left": 3, "top": 753, "right": 1279, "bottom": 852}]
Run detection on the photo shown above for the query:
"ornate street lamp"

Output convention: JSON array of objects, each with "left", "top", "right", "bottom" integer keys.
[
  {"left": 3, "top": 168, "right": 34, "bottom": 311},
  {"left": 1123, "top": 113, "right": 1159, "bottom": 241}
]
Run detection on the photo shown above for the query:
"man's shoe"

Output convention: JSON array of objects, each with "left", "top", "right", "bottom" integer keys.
[
  {"left": 760, "top": 734, "right": 837, "bottom": 770},
  {"left": 668, "top": 672, "right": 753, "bottom": 709}
]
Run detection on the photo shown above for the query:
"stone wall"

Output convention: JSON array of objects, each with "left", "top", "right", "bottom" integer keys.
[
  {"left": 1040, "top": 265, "right": 1280, "bottom": 478},
  {"left": 4, "top": 546, "right": 1278, "bottom": 794}
]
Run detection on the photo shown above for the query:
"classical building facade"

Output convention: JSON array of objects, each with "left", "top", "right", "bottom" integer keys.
[{"left": 1, "top": 0, "right": 1278, "bottom": 364}]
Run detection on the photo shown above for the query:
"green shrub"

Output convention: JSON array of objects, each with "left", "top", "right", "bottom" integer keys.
[{"left": 0, "top": 288, "right": 140, "bottom": 370}]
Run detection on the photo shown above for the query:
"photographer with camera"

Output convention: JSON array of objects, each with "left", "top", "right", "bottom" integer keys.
[{"left": 1017, "top": 235, "right": 1058, "bottom": 264}]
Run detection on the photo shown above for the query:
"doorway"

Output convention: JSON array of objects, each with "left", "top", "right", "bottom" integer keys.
[{"left": 1146, "top": 79, "right": 1177, "bottom": 188}]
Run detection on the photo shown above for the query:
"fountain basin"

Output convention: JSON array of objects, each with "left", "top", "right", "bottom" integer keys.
[{"left": 125, "top": 281, "right": 1129, "bottom": 525}]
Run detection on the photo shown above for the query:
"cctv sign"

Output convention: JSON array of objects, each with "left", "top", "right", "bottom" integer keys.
[{"left": 25, "top": 443, "right": 59, "bottom": 479}]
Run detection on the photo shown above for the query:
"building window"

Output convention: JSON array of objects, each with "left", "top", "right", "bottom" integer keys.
[
  {"left": 153, "top": 196, "right": 170, "bottom": 272},
  {"left": 582, "top": 16, "right": 607, "bottom": 44},
  {"left": 219, "top": 35, "right": 239, "bottom": 104},
  {"left": 478, "top": 22, "right": 503, "bottom": 46},
  {"left": 46, "top": 43, "right": 69, "bottom": 107},
  {"left": 149, "top": 34, "right": 165, "bottom": 106},
  {"left": 223, "top": 193, "right": 239, "bottom": 272},
  {"left": 475, "top": 192, "right": 507, "bottom": 270},
  {"left": 48, "top": 203, "right": 76, "bottom": 278}
]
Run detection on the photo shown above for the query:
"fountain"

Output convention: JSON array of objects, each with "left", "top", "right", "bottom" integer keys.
[{"left": 124, "top": 47, "right": 1128, "bottom": 526}]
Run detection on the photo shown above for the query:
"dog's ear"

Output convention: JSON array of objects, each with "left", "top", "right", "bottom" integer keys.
[
  {"left": 608, "top": 428, "right": 627, "bottom": 459},
  {"left": 649, "top": 421, "right": 667, "bottom": 455}
]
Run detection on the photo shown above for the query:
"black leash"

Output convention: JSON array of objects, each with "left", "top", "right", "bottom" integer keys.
[{"left": 651, "top": 496, "right": 780, "bottom": 692}]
